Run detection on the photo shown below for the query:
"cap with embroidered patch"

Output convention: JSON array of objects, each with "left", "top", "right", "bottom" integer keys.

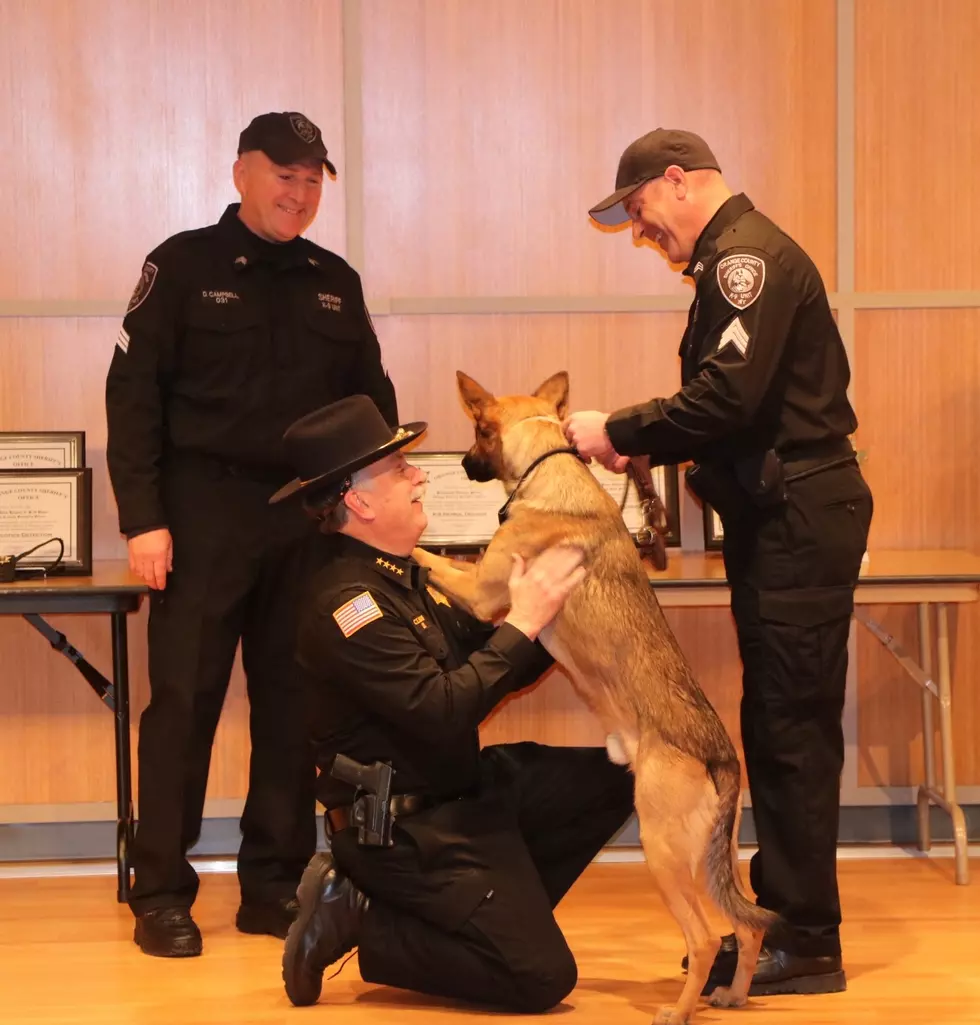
[
  {"left": 589, "top": 129, "right": 720, "bottom": 227},
  {"left": 238, "top": 111, "right": 337, "bottom": 175}
]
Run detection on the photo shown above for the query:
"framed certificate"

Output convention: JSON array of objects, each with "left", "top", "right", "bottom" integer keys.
[
  {"left": 413, "top": 452, "right": 681, "bottom": 551},
  {"left": 589, "top": 462, "right": 682, "bottom": 547},
  {"left": 0, "top": 468, "right": 93, "bottom": 574},
  {"left": 0, "top": 431, "right": 85, "bottom": 469},
  {"left": 414, "top": 453, "right": 507, "bottom": 550},
  {"left": 703, "top": 503, "right": 724, "bottom": 551}
]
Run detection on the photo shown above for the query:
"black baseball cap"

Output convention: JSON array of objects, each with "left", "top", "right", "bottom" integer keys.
[
  {"left": 589, "top": 129, "right": 720, "bottom": 227},
  {"left": 238, "top": 111, "right": 337, "bottom": 175}
]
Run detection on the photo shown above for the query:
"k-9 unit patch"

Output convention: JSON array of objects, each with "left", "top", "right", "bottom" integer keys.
[
  {"left": 126, "top": 261, "right": 158, "bottom": 314},
  {"left": 716, "top": 253, "right": 765, "bottom": 310}
]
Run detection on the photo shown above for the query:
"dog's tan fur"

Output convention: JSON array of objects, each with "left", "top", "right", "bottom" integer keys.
[{"left": 412, "top": 371, "right": 777, "bottom": 1024}]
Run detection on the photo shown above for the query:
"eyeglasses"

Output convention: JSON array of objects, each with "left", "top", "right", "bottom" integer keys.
[{"left": 336, "top": 475, "right": 353, "bottom": 499}]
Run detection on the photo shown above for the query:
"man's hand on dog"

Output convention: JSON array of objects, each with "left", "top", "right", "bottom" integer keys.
[
  {"left": 505, "top": 545, "right": 588, "bottom": 641},
  {"left": 562, "top": 411, "right": 629, "bottom": 473}
]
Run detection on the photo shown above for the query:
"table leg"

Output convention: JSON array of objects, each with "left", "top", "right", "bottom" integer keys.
[
  {"left": 110, "top": 611, "right": 134, "bottom": 903},
  {"left": 916, "top": 603, "right": 935, "bottom": 851},
  {"left": 935, "top": 604, "right": 970, "bottom": 885}
]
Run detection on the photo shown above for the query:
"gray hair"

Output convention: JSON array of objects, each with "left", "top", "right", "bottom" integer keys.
[{"left": 301, "top": 467, "right": 370, "bottom": 534}]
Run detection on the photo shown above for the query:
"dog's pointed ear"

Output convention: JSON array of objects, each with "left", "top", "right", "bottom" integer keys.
[
  {"left": 456, "top": 371, "right": 494, "bottom": 420},
  {"left": 533, "top": 371, "right": 570, "bottom": 419}
]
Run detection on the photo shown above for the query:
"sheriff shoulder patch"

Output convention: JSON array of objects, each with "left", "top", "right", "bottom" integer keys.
[
  {"left": 127, "top": 261, "right": 158, "bottom": 314},
  {"left": 332, "top": 591, "right": 383, "bottom": 638},
  {"left": 426, "top": 584, "right": 451, "bottom": 607},
  {"left": 716, "top": 253, "right": 765, "bottom": 310}
]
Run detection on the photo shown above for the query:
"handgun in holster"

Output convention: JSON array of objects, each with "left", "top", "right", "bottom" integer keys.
[
  {"left": 685, "top": 449, "right": 787, "bottom": 521},
  {"left": 329, "top": 753, "right": 396, "bottom": 847}
]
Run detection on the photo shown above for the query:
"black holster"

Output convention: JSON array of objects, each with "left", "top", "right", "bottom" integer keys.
[{"left": 686, "top": 449, "right": 787, "bottom": 521}]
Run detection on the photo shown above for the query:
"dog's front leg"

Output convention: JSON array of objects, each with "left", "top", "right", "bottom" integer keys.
[{"left": 412, "top": 545, "right": 514, "bottom": 622}]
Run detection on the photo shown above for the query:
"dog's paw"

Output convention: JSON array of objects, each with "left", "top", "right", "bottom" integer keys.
[
  {"left": 709, "top": 986, "right": 747, "bottom": 1009},
  {"left": 654, "top": 1006, "right": 690, "bottom": 1025}
]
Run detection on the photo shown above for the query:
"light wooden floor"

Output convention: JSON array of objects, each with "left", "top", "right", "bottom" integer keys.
[{"left": 2, "top": 857, "right": 979, "bottom": 1024}]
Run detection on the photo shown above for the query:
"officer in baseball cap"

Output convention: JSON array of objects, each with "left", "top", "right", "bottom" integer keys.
[
  {"left": 588, "top": 128, "right": 720, "bottom": 227},
  {"left": 238, "top": 110, "right": 338, "bottom": 175}
]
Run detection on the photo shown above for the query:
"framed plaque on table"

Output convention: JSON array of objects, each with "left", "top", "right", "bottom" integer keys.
[
  {"left": 0, "top": 468, "right": 93, "bottom": 574},
  {"left": 0, "top": 430, "right": 85, "bottom": 469}
]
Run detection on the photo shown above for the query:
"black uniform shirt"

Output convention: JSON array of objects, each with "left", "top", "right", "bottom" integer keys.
[
  {"left": 605, "top": 194, "right": 857, "bottom": 467},
  {"left": 295, "top": 534, "right": 554, "bottom": 806},
  {"left": 105, "top": 204, "right": 397, "bottom": 535}
]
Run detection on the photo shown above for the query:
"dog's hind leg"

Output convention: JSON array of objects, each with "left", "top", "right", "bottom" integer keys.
[
  {"left": 636, "top": 754, "right": 720, "bottom": 1024},
  {"left": 709, "top": 922, "right": 764, "bottom": 1009}
]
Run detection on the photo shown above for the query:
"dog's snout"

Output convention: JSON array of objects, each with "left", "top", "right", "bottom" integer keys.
[{"left": 461, "top": 451, "right": 496, "bottom": 483}]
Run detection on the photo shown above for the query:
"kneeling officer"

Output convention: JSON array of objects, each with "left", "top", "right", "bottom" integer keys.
[{"left": 271, "top": 395, "right": 636, "bottom": 1012}]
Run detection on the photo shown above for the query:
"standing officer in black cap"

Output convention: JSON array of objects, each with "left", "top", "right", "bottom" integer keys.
[
  {"left": 269, "top": 395, "right": 635, "bottom": 1012},
  {"left": 105, "top": 111, "right": 398, "bottom": 957},
  {"left": 564, "top": 129, "right": 873, "bottom": 996}
]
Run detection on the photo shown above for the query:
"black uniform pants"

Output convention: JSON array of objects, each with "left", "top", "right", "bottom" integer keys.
[
  {"left": 721, "top": 461, "right": 873, "bottom": 958},
  {"left": 332, "top": 743, "right": 635, "bottom": 1012},
  {"left": 129, "top": 459, "right": 320, "bottom": 914}
]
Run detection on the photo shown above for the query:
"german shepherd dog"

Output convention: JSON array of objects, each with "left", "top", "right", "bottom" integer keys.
[{"left": 411, "top": 371, "right": 777, "bottom": 1024}]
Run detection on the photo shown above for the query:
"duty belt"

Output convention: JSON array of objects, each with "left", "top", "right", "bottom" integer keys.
[{"left": 781, "top": 439, "right": 857, "bottom": 483}]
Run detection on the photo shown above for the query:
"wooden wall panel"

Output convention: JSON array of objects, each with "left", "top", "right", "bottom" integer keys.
[
  {"left": 854, "top": 311, "right": 980, "bottom": 786},
  {"left": 376, "top": 311, "right": 689, "bottom": 446},
  {"left": 0, "top": 0, "right": 346, "bottom": 304},
  {"left": 0, "top": 605, "right": 251, "bottom": 806},
  {"left": 855, "top": 0, "right": 980, "bottom": 291},
  {"left": 360, "top": 0, "right": 837, "bottom": 299}
]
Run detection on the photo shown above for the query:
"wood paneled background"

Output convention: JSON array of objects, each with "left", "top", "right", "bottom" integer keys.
[{"left": 0, "top": 0, "right": 978, "bottom": 822}]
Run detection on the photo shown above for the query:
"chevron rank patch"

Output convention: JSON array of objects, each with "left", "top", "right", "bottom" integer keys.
[
  {"left": 717, "top": 253, "right": 765, "bottom": 310},
  {"left": 716, "top": 316, "right": 750, "bottom": 358},
  {"left": 332, "top": 591, "right": 383, "bottom": 638}
]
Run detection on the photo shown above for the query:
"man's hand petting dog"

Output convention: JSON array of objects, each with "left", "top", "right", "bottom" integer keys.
[
  {"left": 505, "top": 545, "right": 587, "bottom": 641},
  {"left": 561, "top": 411, "right": 629, "bottom": 473}
]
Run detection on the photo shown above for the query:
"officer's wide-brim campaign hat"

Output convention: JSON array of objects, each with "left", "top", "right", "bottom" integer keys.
[
  {"left": 589, "top": 129, "right": 721, "bottom": 227},
  {"left": 238, "top": 111, "right": 338, "bottom": 176},
  {"left": 270, "top": 395, "right": 427, "bottom": 505}
]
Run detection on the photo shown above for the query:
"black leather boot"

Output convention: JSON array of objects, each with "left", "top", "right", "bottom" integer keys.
[
  {"left": 236, "top": 896, "right": 300, "bottom": 939},
  {"left": 281, "top": 852, "right": 369, "bottom": 1006},
  {"left": 134, "top": 907, "right": 203, "bottom": 958}
]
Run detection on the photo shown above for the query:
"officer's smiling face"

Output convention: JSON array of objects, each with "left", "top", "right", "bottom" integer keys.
[
  {"left": 347, "top": 453, "right": 428, "bottom": 555},
  {"left": 624, "top": 173, "right": 697, "bottom": 266},
  {"left": 233, "top": 151, "right": 323, "bottom": 243}
]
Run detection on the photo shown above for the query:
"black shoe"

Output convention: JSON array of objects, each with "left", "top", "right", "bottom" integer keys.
[
  {"left": 701, "top": 944, "right": 846, "bottom": 997},
  {"left": 133, "top": 907, "right": 203, "bottom": 958},
  {"left": 282, "top": 852, "right": 369, "bottom": 1007},
  {"left": 236, "top": 896, "right": 301, "bottom": 939},
  {"left": 681, "top": 932, "right": 738, "bottom": 972}
]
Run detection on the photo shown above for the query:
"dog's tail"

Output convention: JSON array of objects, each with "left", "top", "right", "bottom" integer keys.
[{"left": 705, "top": 759, "right": 780, "bottom": 933}]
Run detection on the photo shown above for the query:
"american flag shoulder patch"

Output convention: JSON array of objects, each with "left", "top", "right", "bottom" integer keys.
[{"left": 332, "top": 591, "right": 383, "bottom": 638}]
